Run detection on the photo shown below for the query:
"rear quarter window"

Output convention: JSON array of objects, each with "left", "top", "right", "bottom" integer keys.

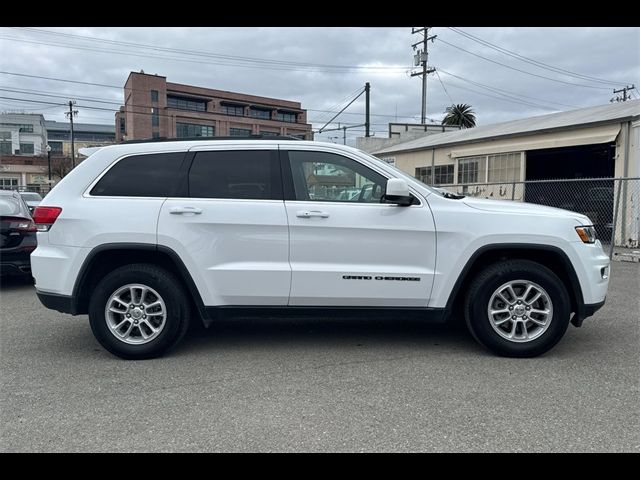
[{"left": 90, "top": 152, "right": 186, "bottom": 197}]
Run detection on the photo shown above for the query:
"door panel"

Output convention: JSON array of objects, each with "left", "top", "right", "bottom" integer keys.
[
  {"left": 157, "top": 148, "right": 290, "bottom": 306},
  {"left": 159, "top": 199, "right": 290, "bottom": 306},
  {"left": 283, "top": 149, "right": 436, "bottom": 307}
]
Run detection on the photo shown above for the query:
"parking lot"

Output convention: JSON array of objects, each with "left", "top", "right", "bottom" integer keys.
[{"left": 1, "top": 261, "right": 638, "bottom": 452}]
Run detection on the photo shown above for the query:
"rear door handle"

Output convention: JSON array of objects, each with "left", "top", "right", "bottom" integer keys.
[
  {"left": 296, "top": 210, "right": 330, "bottom": 218},
  {"left": 169, "top": 206, "right": 203, "bottom": 215}
]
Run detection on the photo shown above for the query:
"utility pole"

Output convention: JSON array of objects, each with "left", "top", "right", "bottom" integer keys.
[
  {"left": 611, "top": 85, "right": 636, "bottom": 102},
  {"left": 365, "top": 82, "right": 370, "bottom": 137},
  {"left": 411, "top": 27, "right": 436, "bottom": 124},
  {"left": 65, "top": 100, "right": 78, "bottom": 168}
]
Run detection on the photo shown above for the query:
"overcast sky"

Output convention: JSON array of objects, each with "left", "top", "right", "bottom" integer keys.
[{"left": 0, "top": 27, "right": 638, "bottom": 145}]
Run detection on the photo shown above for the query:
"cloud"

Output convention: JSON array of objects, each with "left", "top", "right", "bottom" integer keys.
[{"left": 0, "top": 26, "right": 637, "bottom": 145}]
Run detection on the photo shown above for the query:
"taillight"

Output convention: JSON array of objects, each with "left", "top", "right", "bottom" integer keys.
[{"left": 33, "top": 206, "right": 62, "bottom": 232}]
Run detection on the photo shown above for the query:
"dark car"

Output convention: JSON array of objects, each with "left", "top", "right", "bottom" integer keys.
[{"left": 0, "top": 190, "right": 37, "bottom": 277}]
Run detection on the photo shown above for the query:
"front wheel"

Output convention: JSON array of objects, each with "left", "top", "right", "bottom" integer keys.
[
  {"left": 89, "top": 263, "right": 190, "bottom": 360},
  {"left": 464, "top": 260, "right": 571, "bottom": 357}
]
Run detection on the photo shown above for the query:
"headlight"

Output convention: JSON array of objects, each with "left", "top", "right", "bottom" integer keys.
[{"left": 575, "top": 225, "right": 597, "bottom": 243}]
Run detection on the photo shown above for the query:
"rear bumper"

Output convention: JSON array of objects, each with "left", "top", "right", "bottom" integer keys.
[{"left": 36, "top": 290, "right": 76, "bottom": 315}]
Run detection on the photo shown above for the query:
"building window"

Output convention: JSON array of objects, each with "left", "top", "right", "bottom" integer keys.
[
  {"left": 152, "top": 111, "right": 159, "bottom": 127},
  {"left": 0, "top": 123, "right": 34, "bottom": 133},
  {"left": 49, "top": 141, "right": 63, "bottom": 154},
  {"left": 176, "top": 123, "right": 214, "bottom": 138},
  {"left": 488, "top": 152, "right": 522, "bottom": 183},
  {"left": 290, "top": 134, "right": 307, "bottom": 140},
  {"left": 0, "top": 141, "right": 11, "bottom": 154},
  {"left": 167, "top": 95, "right": 206, "bottom": 112},
  {"left": 19, "top": 143, "right": 34, "bottom": 154},
  {"left": 0, "top": 177, "right": 19, "bottom": 188},
  {"left": 119, "top": 117, "right": 126, "bottom": 134},
  {"left": 260, "top": 130, "right": 279, "bottom": 137},
  {"left": 151, "top": 90, "right": 159, "bottom": 103},
  {"left": 230, "top": 127, "right": 252, "bottom": 137},
  {"left": 276, "top": 111, "right": 297, "bottom": 123},
  {"left": 152, "top": 132, "right": 160, "bottom": 139},
  {"left": 47, "top": 131, "right": 70, "bottom": 140},
  {"left": 458, "top": 156, "right": 486, "bottom": 184},
  {"left": 416, "top": 164, "right": 454, "bottom": 185},
  {"left": 250, "top": 107, "right": 271, "bottom": 119},
  {"left": 221, "top": 104, "right": 245, "bottom": 116},
  {"left": 74, "top": 133, "right": 115, "bottom": 142}
]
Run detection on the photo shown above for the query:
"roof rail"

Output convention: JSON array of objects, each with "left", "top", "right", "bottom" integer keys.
[{"left": 119, "top": 135, "right": 306, "bottom": 145}]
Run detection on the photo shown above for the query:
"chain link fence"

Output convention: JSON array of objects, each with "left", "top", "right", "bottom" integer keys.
[
  {"left": 436, "top": 177, "right": 640, "bottom": 254},
  {"left": 3, "top": 176, "right": 638, "bottom": 256}
]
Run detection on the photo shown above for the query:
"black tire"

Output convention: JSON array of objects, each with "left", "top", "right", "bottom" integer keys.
[
  {"left": 464, "top": 259, "right": 571, "bottom": 358},
  {"left": 89, "top": 263, "right": 190, "bottom": 360}
]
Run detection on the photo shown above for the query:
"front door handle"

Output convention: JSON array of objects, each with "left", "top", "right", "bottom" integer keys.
[
  {"left": 296, "top": 210, "right": 330, "bottom": 218},
  {"left": 169, "top": 206, "right": 203, "bottom": 215}
]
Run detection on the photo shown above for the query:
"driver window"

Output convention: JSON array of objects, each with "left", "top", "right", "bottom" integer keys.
[{"left": 288, "top": 151, "right": 387, "bottom": 203}]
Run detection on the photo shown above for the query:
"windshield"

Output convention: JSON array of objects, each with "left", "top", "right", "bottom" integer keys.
[
  {"left": 360, "top": 151, "right": 465, "bottom": 199},
  {"left": 20, "top": 192, "right": 42, "bottom": 201}
]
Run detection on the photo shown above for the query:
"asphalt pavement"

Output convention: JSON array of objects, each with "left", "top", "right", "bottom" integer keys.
[{"left": 1, "top": 262, "right": 638, "bottom": 452}]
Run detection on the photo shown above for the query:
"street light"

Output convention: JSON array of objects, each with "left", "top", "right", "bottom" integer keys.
[{"left": 45, "top": 144, "right": 52, "bottom": 182}]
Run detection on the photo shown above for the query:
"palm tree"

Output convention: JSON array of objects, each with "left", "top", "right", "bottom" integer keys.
[{"left": 442, "top": 104, "right": 476, "bottom": 129}]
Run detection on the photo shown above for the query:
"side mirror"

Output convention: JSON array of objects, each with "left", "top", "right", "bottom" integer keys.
[{"left": 384, "top": 178, "right": 413, "bottom": 206}]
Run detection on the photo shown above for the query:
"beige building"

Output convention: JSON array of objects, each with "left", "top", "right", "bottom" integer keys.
[
  {"left": 373, "top": 101, "right": 639, "bottom": 186},
  {"left": 116, "top": 71, "right": 313, "bottom": 142},
  {"left": 357, "top": 122, "right": 461, "bottom": 154},
  {"left": 372, "top": 101, "right": 640, "bottom": 246}
]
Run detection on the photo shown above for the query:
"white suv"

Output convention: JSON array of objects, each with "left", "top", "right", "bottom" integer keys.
[{"left": 31, "top": 139, "right": 610, "bottom": 359}]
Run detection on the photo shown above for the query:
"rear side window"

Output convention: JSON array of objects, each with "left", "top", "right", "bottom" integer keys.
[
  {"left": 189, "top": 150, "right": 281, "bottom": 200},
  {"left": 90, "top": 152, "right": 185, "bottom": 197}
]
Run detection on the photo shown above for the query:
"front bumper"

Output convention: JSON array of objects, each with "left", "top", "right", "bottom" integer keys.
[{"left": 571, "top": 299, "right": 606, "bottom": 327}]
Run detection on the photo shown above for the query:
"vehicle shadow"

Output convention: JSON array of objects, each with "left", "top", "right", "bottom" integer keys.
[{"left": 178, "top": 314, "right": 480, "bottom": 354}]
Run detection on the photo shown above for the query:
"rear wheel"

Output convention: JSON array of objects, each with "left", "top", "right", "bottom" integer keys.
[
  {"left": 464, "top": 260, "right": 571, "bottom": 357},
  {"left": 89, "top": 263, "right": 190, "bottom": 359}
]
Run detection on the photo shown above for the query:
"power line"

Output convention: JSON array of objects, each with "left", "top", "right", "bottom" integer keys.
[
  {"left": 1, "top": 29, "right": 411, "bottom": 75},
  {"left": 0, "top": 75, "right": 423, "bottom": 121},
  {"left": 435, "top": 37, "right": 612, "bottom": 90},
  {"left": 435, "top": 70, "right": 454, "bottom": 104},
  {"left": 432, "top": 80, "right": 559, "bottom": 111},
  {"left": 318, "top": 88, "right": 365, "bottom": 133},
  {"left": 437, "top": 68, "right": 579, "bottom": 109},
  {"left": 447, "top": 27, "right": 630, "bottom": 87},
  {"left": 9, "top": 27, "right": 412, "bottom": 72}
]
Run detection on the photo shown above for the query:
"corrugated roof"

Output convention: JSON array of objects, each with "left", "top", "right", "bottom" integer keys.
[
  {"left": 373, "top": 100, "right": 640, "bottom": 155},
  {"left": 44, "top": 120, "right": 115, "bottom": 134}
]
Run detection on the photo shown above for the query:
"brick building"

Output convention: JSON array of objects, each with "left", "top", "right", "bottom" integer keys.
[{"left": 116, "top": 71, "right": 313, "bottom": 142}]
